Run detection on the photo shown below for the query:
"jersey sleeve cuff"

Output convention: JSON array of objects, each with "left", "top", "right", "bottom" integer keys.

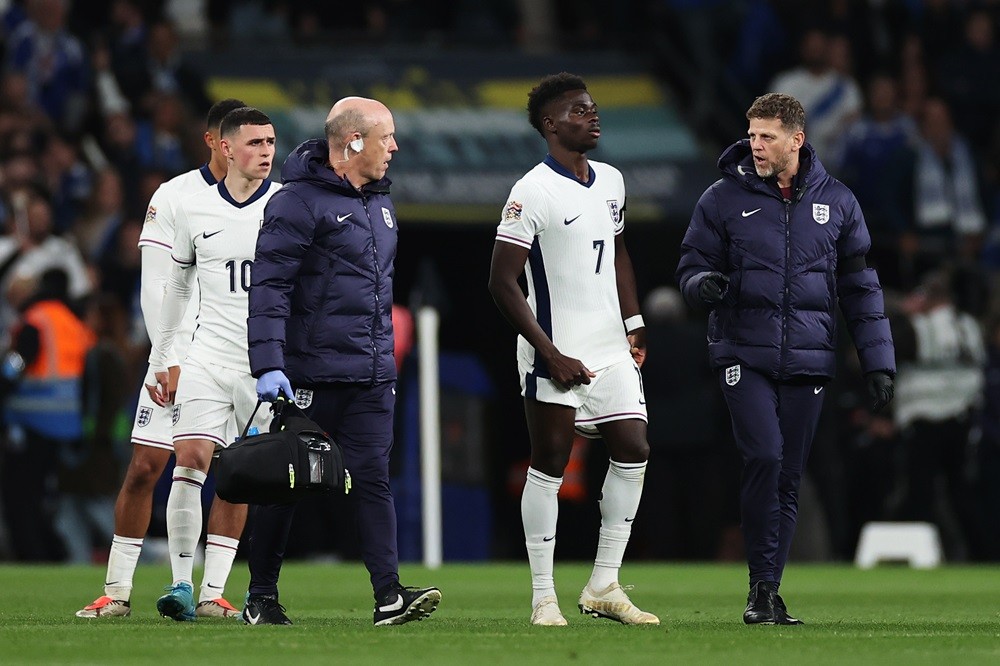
[{"left": 495, "top": 233, "right": 533, "bottom": 250}]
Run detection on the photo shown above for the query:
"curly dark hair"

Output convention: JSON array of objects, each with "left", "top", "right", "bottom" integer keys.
[
  {"left": 746, "top": 93, "right": 806, "bottom": 133},
  {"left": 527, "top": 72, "right": 588, "bottom": 137}
]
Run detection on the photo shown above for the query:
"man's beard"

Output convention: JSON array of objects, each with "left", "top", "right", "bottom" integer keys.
[{"left": 755, "top": 154, "right": 788, "bottom": 179}]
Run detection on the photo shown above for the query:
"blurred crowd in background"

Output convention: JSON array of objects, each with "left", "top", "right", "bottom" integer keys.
[{"left": 1, "top": 0, "right": 1000, "bottom": 567}]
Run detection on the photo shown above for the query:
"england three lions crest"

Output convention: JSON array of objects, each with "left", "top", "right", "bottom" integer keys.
[
  {"left": 725, "top": 364, "right": 741, "bottom": 386},
  {"left": 812, "top": 203, "right": 830, "bottom": 225},
  {"left": 137, "top": 406, "right": 152, "bottom": 427},
  {"left": 607, "top": 200, "right": 621, "bottom": 225},
  {"left": 294, "top": 388, "right": 314, "bottom": 409}
]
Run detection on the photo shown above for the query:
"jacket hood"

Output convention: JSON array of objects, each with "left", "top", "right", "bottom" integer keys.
[
  {"left": 280, "top": 138, "right": 391, "bottom": 195},
  {"left": 718, "top": 139, "right": 826, "bottom": 199}
]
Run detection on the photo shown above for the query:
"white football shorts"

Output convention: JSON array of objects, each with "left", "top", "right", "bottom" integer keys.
[
  {"left": 170, "top": 358, "right": 271, "bottom": 448},
  {"left": 519, "top": 357, "right": 648, "bottom": 438},
  {"left": 130, "top": 367, "right": 174, "bottom": 450}
]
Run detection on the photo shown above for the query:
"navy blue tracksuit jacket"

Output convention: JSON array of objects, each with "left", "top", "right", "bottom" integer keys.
[
  {"left": 676, "top": 140, "right": 895, "bottom": 587},
  {"left": 246, "top": 138, "right": 401, "bottom": 598}
]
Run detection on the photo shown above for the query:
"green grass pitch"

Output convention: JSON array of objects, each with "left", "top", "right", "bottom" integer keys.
[{"left": 1, "top": 562, "right": 999, "bottom": 664}]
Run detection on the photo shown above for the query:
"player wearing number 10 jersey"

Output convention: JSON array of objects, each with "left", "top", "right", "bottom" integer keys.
[
  {"left": 489, "top": 73, "right": 657, "bottom": 627},
  {"left": 148, "top": 107, "right": 280, "bottom": 621}
]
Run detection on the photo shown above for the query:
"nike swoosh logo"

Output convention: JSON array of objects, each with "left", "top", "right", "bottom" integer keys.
[
  {"left": 542, "top": 536, "right": 555, "bottom": 542},
  {"left": 179, "top": 552, "right": 193, "bottom": 558},
  {"left": 741, "top": 208, "right": 761, "bottom": 217},
  {"left": 737, "top": 165, "right": 751, "bottom": 176},
  {"left": 624, "top": 517, "right": 634, "bottom": 523},
  {"left": 337, "top": 213, "right": 353, "bottom": 222},
  {"left": 207, "top": 583, "right": 222, "bottom": 589},
  {"left": 202, "top": 230, "right": 223, "bottom": 239},
  {"left": 563, "top": 215, "right": 581, "bottom": 226},
  {"left": 814, "top": 386, "right": 823, "bottom": 394},
  {"left": 245, "top": 609, "right": 261, "bottom": 624},
  {"left": 105, "top": 580, "right": 119, "bottom": 586},
  {"left": 378, "top": 594, "right": 403, "bottom": 612}
]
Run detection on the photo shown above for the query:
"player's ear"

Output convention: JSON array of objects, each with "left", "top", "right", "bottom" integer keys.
[{"left": 203, "top": 130, "right": 215, "bottom": 149}]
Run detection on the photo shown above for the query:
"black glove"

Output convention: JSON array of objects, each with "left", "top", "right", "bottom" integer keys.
[
  {"left": 698, "top": 272, "right": 730, "bottom": 304},
  {"left": 866, "top": 371, "right": 894, "bottom": 412}
]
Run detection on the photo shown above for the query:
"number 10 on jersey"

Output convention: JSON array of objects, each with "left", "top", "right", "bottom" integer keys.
[{"left": 226, "top": 260, "right": 253, "bottom": 292}]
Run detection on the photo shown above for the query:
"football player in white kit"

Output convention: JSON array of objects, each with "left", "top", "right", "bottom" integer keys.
[
  {"left": 488, "top": 73, "right": 657, "bottom": 627},
  {"left": 148, "top": 107, "right": 280, "bottom": 621},
  {"left": 76, "top": 99, "right": 248, "bottom": 620}
]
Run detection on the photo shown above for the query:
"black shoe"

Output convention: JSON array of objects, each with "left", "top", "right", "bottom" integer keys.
[
  {"left": 373, "top": 583, "right": 442, "bottom": 626},
  {"left": 743, "top": 581, "right": 777, "bottom": 625},
  {"left": 242, "top": 593, "right": 292, "bottom": 625},
  {"left": 774, "top": 593, "right": 804, "bottom": 625}
]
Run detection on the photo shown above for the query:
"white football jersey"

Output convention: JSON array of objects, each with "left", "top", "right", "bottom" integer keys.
[
  {"left": 496, "top": 156, "right": 631, "bottom": 374},
  {"left": 172, "top": 179, "right": 280, "bottom": 372},
  {"left": 138, "top": 165, "right": 218, "bottom": 359}
]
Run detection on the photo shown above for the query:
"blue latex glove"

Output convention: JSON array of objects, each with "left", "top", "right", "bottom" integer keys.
[{"left": 256, "top": 370, "right": 293, "bottom": 402}]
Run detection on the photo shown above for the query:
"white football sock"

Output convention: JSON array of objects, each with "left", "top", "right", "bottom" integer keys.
[
  {"left": 167, "top": 466, "right": 206, "bottom": 586},
  {"left": 200, "top": 534, "right": 239, "bottom": 602},
  {"left": 522, "top": 467, "right": 562, "bottom": 608},
  {"left": 589, "top": 460, "right": 646, "bottom": 591},
  {"left": 104, "top": 535, "right": 143, "bottom": 601}
]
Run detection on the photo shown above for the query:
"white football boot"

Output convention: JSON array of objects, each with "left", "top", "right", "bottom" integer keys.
[{"left": 578, "top": 583, "right": 659, "bottom": 625}]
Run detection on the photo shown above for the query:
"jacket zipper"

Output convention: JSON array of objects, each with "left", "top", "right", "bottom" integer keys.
[
  {"left": 779, "top": 195, "right": 792, "bottom": 377},
  {"left": 363, "top": 194, "right": 380, "bottom": 384}
]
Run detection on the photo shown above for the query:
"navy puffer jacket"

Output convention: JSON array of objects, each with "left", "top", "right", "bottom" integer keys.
[
  {"left": 676, "top": 140, "right": 895, "bottom": 380},
  {"left": 248, "top": 139, "right": 397, "bottom": 385}
]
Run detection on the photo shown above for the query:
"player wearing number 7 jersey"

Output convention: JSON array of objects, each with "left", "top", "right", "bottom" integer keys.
[
  {"left": 488, "top": 73, "right": 657, "bottom": 627},
  {"left": 147, "top": 106, "right": 280, "bottom": 621}
]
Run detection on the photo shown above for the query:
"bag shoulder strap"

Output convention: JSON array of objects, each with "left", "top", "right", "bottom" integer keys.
[{"left": 240, "top": 399, "right": 265, "bottom": 440}]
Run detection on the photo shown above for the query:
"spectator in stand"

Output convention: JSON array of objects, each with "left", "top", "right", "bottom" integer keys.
[
  {"left": 106, "top": 0, "right": 150, "bottom": 115},
  {"left": 0, "top": 190, "right": 92, "bottom": 331},
  {"left": 143, "top": 20, "right": 212, "bottom": 116},
  {"left": 133, "top": 92, "right": 188, "bottom": 177},
  {"left": 5, "top": 0, "right": 89, "bottom": 134},
  {"left": 936, "top": 10, "right": 1000, "bottom": 174},
  {"left": 883, "top": 97, "right": 986, "bottom": 285},
  {"left": 39, "top": 133, "right": 92, "bottom": 234},
  {"left": 100, "top": 111, "right": 143, "bottom": 198},
  {"left": 112, "top": 13, "right": 212, "bottom": 120},
  {"left": 898, "top": 35, "right": 930, "bottom": 119},
  {"left": 768, "top": 28, "right": 863, "bottom": 161},
  {"left": 73, "top": 168, "right": 124, "bottom": 264},
  {"left": 913, "top": 0, "right": 965, "bottom": 66},
  {"left": 836, "top": 72, "right": 917, "bottom": 284}
]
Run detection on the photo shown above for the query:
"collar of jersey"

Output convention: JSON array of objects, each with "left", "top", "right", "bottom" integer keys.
[
  {"left": 543, "top": 154, "right": 595, "bottom": 188},
  {"left": 199, "top": 163, "right": 217, "bottom": 185},
  {"left": 217, "top": 179, "right": 273, "bottom": 209}
]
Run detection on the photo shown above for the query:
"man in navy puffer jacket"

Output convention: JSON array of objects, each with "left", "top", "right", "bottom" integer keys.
[
  {"left": 677, "top": 93, "right": 895, "bottom": 625},
  {"left": 244, "top": 97, "right": 440, "bottom": 626}
]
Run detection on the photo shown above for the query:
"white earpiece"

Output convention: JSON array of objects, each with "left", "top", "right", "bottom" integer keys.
[{"left": 349, "top": 137, "right": 364, "bottom": 152}]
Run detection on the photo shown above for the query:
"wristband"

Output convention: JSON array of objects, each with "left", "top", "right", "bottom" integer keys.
[{"left": 624, "top": 314, "right": 644, "bottom": 332}]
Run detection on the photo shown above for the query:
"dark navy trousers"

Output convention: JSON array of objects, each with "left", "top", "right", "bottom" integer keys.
[
  {"left": 247, "top": 381, "right": 399, "bottom": 598},
  {"left": 718, "top": 365, "right": 825, "bottom": 586}
]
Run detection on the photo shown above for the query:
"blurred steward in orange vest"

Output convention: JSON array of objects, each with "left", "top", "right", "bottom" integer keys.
[
  {"left": 1, "top": 268, "right": 94, "bottom": 560},
  {"left": 4, "top": 268, "right": 95, "bottom": 438}
]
